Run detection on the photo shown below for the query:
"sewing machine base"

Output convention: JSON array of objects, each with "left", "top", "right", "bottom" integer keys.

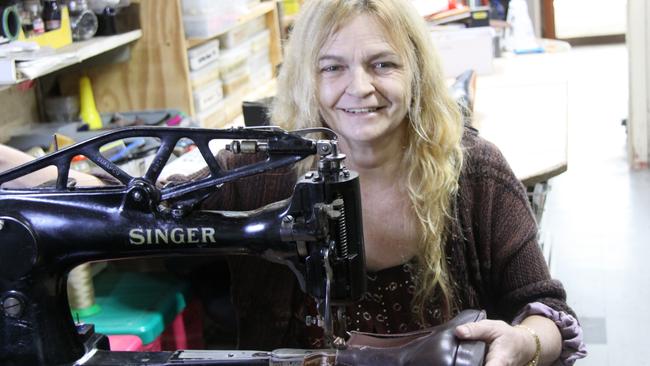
[{"left": 77, "top": 325, "right": 312, "bottom": 366}]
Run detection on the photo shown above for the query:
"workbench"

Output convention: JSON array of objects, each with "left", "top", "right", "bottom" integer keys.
[{"left": 473, "top": 47, "right": 570, "bottom": 188}]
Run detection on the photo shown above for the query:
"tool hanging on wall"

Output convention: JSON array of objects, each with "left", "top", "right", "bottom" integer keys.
[{"left": 1, "top": 5, "right": 21, "bottom": 41}]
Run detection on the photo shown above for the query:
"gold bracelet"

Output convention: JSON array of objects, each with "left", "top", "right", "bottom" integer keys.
[{"left": 515, "top": 324, "right": 541, "bottom": 366}]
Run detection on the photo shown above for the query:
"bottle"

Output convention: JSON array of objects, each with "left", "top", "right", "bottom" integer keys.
[
  {"left": 26, "top": 1, "right": 45, "bottom": 35},
  {"left": 43, "top": 0, "right": 62, "bottom": 31},
  {"left": 18, "top": 3, "right": 34, "bottom": 37},
  {"left": 33, "top": 16, "right": 46, "bottom": 34}
]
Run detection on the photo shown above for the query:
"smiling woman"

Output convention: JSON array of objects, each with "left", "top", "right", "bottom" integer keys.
[
  {"left": 273, "top": 0, "right": 465, "bottom": 315},
  {"left": 316, "top": 14, "right": 411, "bottom": 148}
]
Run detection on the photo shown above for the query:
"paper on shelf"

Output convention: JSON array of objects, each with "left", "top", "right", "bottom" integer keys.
[
  {"left": 0, "top": 30, "right": 142, "bottom": 85},
  {"left": 0, "top": 58, "right": 16, "bottom": 84},
  {"left": 0, "top": 41, "right": 42, "bottom": 57},
  {"left": 0, "top": 41, "right": 60, "bottom": 83},
  {"left": 17, "top": 53, "right": 78, "bottom": 80}
]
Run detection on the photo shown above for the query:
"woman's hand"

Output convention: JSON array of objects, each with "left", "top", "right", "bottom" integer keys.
[
  {"left": 454, "top": 319, "right": 537, "bottom": 366},
  {"left": 0, "top": 144, "right": 104, "bottom": 188}
]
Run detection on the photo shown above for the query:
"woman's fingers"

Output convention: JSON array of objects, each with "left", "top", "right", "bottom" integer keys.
[
  {"left": 455, "top": 320, "right": 534, "bottom": 366},
  {"left": 455, "top": 319, "right": 507, "bottom": 341}
]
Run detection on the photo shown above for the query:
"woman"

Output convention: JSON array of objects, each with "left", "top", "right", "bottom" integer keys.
[
  {"left": 0, "top": 0, "right": 585, "bottom": 363},
  {"left": 219, "top": 0, "right": 585, "bottom": 364}
]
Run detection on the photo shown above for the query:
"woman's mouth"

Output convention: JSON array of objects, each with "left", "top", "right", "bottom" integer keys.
[{"left": 342, "top": 107, "right": 383, "bottom": 114}]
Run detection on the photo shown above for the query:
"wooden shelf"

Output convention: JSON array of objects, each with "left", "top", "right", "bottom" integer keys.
[
  {"left": 66, "top": 0, "right": 283, "bottom": 122},
  {"left": 186, "top": 1, "right": 277, "bottom": 49},
  {"left": 0, "top": 30, "right": 142, "bottom": 85}
]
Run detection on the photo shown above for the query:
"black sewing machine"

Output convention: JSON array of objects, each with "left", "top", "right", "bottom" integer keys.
[{"left": 0, "top": 126, "right": 366, "bottom": 366}]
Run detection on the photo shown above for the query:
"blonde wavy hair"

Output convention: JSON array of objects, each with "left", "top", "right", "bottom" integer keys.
[{"left": 271, "top": 0, "right": 465, "bottom": 321}]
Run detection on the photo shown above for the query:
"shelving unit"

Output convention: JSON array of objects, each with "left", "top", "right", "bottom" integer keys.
[
  {"left": 198, "top": 77, "right": 277, "bottom": 129},
  {"left": 0, "top": 30, "right": 142, "bottom": 85},
  {"left": 0, "top": 29, "right": 143, "bottom": 141},
  {"left": 188, "top": 1, "right": 283, "bottom": 127},
  {"left": 186, "top": 1, "right": 278, "bottom": 49},
  {"left": 66, "top": 0, "right": 283, "bottom": 128}
]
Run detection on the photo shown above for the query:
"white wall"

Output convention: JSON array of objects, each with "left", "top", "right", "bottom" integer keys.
[
  {"left": 525, "top": 0, "right": 542, "bottom": 38},
  {"left": 627, "top": 0, "right": 650, "bottom": 168},
  {"left": 554, "top": 0, "right": 627, "bottom": 39}
]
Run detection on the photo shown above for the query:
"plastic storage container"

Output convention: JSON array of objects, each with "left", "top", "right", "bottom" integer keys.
[
  {"left": 181, "top": 0, "right": 248, "bottom": 17},
  {"left": 189, "top": 60, "right": 221, "bottom": 90},
  {"left": 247, "top": 29, "right": 270, "bottom": 53},
  {"left": 218, "top": 46, "right": 249, "bottom": 78},
  {"left": 78, "top": 271, "right": 190, "bottom": 346},
  {"left": 107, "top": 299, "right": 204, "bottom": 351},
  {"left": 108, "top": 335, "right": 144, "bottom": 351},
  {"left": 187, "top": 39, "right": 220, "bottom": 71},
  {"left": 249, "top": 62, "right": 273, "bottom": 85},
  {"left": 219, "top": 15, "right": 266, "bottom": 49},
  {"left": 247, "top": 48, "right": 270, "bottom": 75},
  {"left": 221, "top": 67, "right": 250, "bottom": 96},
  {"left": 193, "top": 79, "right": 224, "bottom": 113},
  {"left": 197, "top": 100, "right": 227, "bottom": 128},
  {"left": 183, "top": 11, "right": 237, "bottom": 39},
  {"left": 160, "top": 299, "right": 205, "bottom": 350}
]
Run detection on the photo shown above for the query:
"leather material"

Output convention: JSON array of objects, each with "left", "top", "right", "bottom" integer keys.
[
  {"left": 303, "top": 352, "right": 337, "bottom": 366},
  {"left": 331, "top": 309, "right": 487, "bottom": 366}
]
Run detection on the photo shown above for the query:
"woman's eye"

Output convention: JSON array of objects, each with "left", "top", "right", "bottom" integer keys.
[
  {"left": 374, "top": 62, "right": 396, "bottom": 70},
  {"left": 321, "top": 65, "right": 342, "bottom": 73}
]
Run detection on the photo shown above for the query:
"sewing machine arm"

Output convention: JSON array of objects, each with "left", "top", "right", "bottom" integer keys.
[{"left": 0, "top": 126, "right": 365, "bottom": 365}]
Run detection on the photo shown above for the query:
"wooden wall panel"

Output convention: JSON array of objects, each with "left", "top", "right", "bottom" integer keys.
[
  {"left": 541, "top": 0, "right": 556, "bottom": 39},
  {"left": 60, "top": 0, "right": 194, "bottom": 116},
  {"left": 266, "top": 3, "right": 283, "bottom": 72},
  {"left": 0, "top": 85, "right": 40, "bottom": 142}
]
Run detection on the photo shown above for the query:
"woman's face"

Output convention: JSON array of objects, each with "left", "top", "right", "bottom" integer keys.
[{"left": 317, "top": 14, "right": 411, "bottom": 145}]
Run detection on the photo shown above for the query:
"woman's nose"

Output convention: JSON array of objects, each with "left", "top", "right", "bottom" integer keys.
[{"left": 346, "top": 67, "right": 374, "bottom": 97}]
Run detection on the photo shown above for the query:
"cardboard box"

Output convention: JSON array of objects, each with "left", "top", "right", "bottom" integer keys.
[{"left": 430, "top": 26, "right": 495, "bottom": 78}]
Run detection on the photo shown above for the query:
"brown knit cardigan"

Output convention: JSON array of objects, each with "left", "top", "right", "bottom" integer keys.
[{"left": 195, "top": 127, "right": 574, "bottom": 350}]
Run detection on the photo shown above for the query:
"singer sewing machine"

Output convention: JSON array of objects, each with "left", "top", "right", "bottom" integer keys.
[{"left": 0, "top": 126, "right": 366, "bottom": 366}]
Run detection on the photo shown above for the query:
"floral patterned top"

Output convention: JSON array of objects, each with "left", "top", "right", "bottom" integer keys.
[{"left": 305, "top": 260, "right": 445, "bottom": 347}]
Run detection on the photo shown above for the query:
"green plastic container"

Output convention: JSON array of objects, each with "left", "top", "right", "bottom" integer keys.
[{"left": 79, "top": 271, "right": 189, "bottom": 345}]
